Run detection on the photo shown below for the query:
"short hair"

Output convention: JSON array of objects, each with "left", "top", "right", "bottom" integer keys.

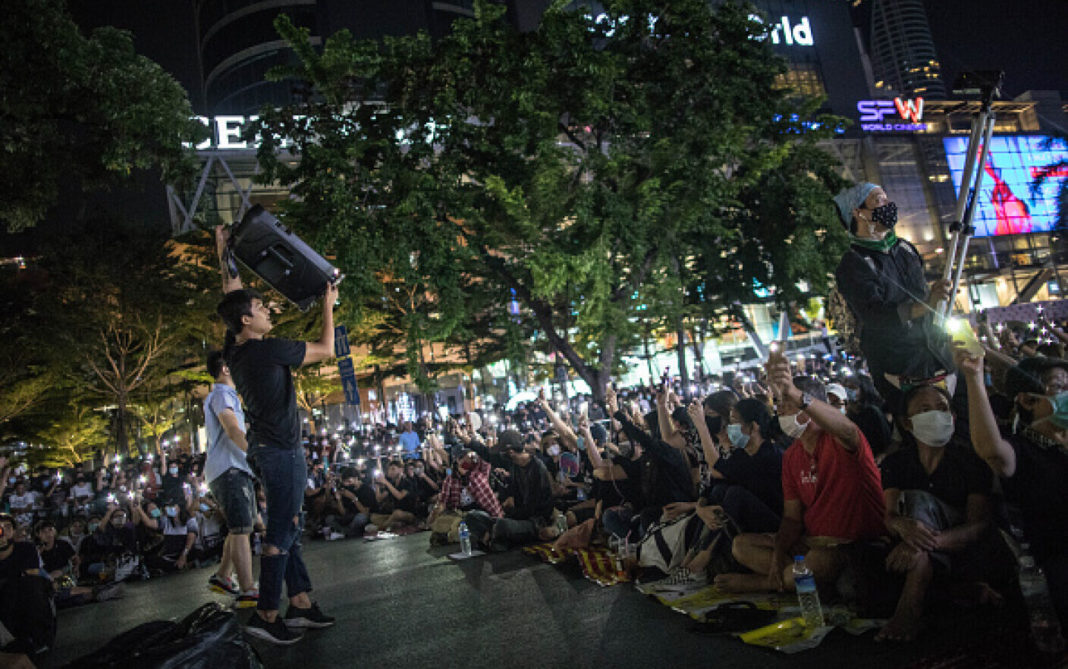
[
  {"left": 216, "top": 288, "right": 262, "bottom": 334},
  {"left": 34, "top": 519, "right": 56, "bottom": 535},
  {"left": 207, "top": 350, "right": 227, "bottom": 379},
  {"left": 792, "top": 376, "right": 828, "bottom": 403},
  {"left": 734, "top": 398, "right": 773, "bottom": 439}
]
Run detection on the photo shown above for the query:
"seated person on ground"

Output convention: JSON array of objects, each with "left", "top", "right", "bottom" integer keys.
[
  {"left": 957, "top": 348, "right": 1068, "bottom": 623},
  {"left": 598, "top": 385, "right": 694, "bottom": 543},
  {"left": 34, "top": 520, "right": 122, "bottom": 606},
  {"left": 876, "top": 383, "right": 1008, "bottom": 642},
  {"left": 464, "top": 430, "right": 555, "bottom": 549},
  {"left": 140, "top": 498, "right": 199, "bottom": 572},
  {"left": 716, "top": 352, "right": 886, "bottom": 596},
  {"left": 677, "top": 398, "right": 784, "bottom": 576},
  {"left": 325, "top": 468, "right": 373, "bottom": 539},
  {"left": 370, "top": 460, "right": 420, "bottom": 531}
]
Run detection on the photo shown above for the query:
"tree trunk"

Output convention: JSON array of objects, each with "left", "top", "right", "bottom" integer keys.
[
  {"left": 675, "top": 316, "right": 690, "bottom": 398},
  {"left": 643, "top": 326, "right": 656, "bottom": 383}
]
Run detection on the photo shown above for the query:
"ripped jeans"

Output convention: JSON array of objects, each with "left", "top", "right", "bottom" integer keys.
[{"left": 251, "top": 445, "right": 313, "bottom": 612}]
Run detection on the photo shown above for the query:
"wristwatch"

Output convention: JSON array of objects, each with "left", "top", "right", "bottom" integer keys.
[{"left": 799, "top": 392, "right": 815, "bottom": 410}]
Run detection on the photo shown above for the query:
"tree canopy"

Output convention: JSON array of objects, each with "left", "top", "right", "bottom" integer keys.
[
  {"left": 249, "top": 0, "right": 850, "bottom": 400},
  {"left": 0, "top": 0, "right": 200, "bottom": 231}
]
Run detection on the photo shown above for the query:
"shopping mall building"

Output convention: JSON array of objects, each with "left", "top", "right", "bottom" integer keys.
[{"left": 161, "top": 0, "right": 1067, "bottom": 412}]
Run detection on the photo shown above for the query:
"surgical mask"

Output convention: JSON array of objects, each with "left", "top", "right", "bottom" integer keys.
[
  {"left": 1038, "top": 391, "right": 1068, "bottom": 430},
  {"left": 576, "top": 437, "right": 586, "bottom": 451},
  {"left": 414, "top": 467, "right": 424, "bottom": 476},
  {"left": 150, "top": 508, "right": 161, "bottom": 519},
  {"left": 845, "top": 388, "right": 858, "bottom": 402},
  {"left": 547, "top": 445, "right": 561, "bottom": 456},
  {"left": 909, "top": 410, "right": 954, "bottom": 447},
  {"left": 166, "top": 507, "right": 178, "bottom": 518},
  {"left": 726, "top": 423, "right": 750, "bottom": 449},
  {"left": 199, "top": 503, "right": 210, "bottom": 512},
  {"left": 778, "top": 413, "right": 810, "bottom": 440},
  {"left": 88, "top": 523, "right": 99, "bottom": 533},
  {"left": 42, "top": 480, "right": 51, "bottom": 488},
  {"left": 7, "top": 477, "right": 14, "bottom": 485},
  {"left": 869, "top": 201, "right": 898, "bottom": 228},
  {"left": 169, "top": 467, "right": 178, "bottom": 476}
]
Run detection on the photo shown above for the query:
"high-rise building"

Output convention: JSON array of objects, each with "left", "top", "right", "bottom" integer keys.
[
  {"left": 195, "top": 0, "right": 531, "bottom": 116},
  {"left": 865, "top": 0, "right": 946, "bottom": 99}
]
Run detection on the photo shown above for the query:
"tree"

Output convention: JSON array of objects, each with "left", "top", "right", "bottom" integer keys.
[
  {"left": 0, "top": 0, "right": 200, "bottom": 231},
  {"left": 36, "top": 405, "right": 108, "bottom": 468},
  {"left": 26, "top": 222, "right": 218, "bottom": 458},
  {"left": 253, "top": 0, "right": 848, "bottom": 402}
]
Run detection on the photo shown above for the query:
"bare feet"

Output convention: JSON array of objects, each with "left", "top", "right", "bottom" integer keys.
[
  {"left": 875, "top": 610, "right": 921, "bottom": 642},
  {"left": 713, "top": 572, "right": 769, "bottom": 593}
]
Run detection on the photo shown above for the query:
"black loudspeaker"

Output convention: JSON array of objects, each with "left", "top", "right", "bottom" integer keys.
[{"left": 227, "top": 205, "right": 341, "bottom": 311}]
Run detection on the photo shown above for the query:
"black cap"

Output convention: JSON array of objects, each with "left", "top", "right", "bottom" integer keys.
[
  {"left": 498, "top": 429, "right": 524, "bottom": 452},
  {"left": 1003, "top": 356, "right": 1068, "bottom": 400}
]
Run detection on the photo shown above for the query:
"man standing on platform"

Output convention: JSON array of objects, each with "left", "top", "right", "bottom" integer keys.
[{"left": 214, "top": 225, "right": 338, "bottom": 645}]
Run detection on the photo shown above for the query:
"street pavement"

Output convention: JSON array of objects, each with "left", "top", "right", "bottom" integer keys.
[{"left": 42, "top": 533, "right": 1027, "bottom": 668}]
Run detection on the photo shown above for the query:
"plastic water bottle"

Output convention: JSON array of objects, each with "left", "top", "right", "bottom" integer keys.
[
  {"left": 555, "top": 513, "right": 568, "bottom": 535},
  {"left": 458, "top": 521, "right": 472, "bottom": 556},
  {"left": 793, "top": 555, "right": 825, "bottom": 628},
  {"left": 1018, "top": 555, "right": 1066, "bottom": 654}
]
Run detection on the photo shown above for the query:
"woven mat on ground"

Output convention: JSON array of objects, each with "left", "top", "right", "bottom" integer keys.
[{"left": 521, "top": 543, "right": 632, "bottom": 587}]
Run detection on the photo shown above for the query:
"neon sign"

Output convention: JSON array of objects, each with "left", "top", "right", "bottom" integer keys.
[
  {"left": 749, "top": 15, "right": 814, "bottom": 47},
  {"left": 857, "top": 98, "right": 926, "bottom": 132},
  {"left": 184, "top": 115, "right": 263, "bottom": 151}
]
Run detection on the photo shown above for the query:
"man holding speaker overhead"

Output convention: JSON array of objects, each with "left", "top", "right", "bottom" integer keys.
[
  {"left": 832, "top": 182, "right": 956, "bottom": 407},
  {"left": 214, "top": 223, "right": 338, "bottom": 645}
]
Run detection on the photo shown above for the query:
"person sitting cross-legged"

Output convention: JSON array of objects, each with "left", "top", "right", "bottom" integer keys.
[
  {"left": 715, "top": 349, "right": 887, "bottom": 597},
  {"left": 464, "top": 430, "right": 555, "bottom": 550},
  {"left": 429, "top": 450, "right": 503, "bottom": 545},
  {"left": 875, "top": 384, "right": 1010, "bottom": 642}
]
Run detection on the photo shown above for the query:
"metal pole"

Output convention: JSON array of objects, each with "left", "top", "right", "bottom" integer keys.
[
  {"left": 946, "top": 112, "right": 997, "bottom": 319},
  {"left": 940, "top": 108, "right": 988, "bottom": 286}
]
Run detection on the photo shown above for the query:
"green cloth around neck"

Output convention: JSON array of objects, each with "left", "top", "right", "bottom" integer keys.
[{"left": 850, "top": 230, "right": 898, "bottom": 253}]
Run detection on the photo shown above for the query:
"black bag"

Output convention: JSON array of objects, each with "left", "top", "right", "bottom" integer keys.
[
  {"left": 64, "top": 603, "right": 262, "bottom": 669},
  {"left": 0, "top": 575, "right": 56, "bottom": 655},
  {"left": 227, "top": 205, "right": 340, "bottom": 311}
]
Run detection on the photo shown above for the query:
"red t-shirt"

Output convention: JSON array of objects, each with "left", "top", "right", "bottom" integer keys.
[{"left": 781, "top": 427, "right": 886, "bottom": 541}]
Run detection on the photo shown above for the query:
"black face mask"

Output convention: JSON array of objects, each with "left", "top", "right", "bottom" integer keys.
[{"left": 869, "top": 201, "right": 898, "bottom": 228}]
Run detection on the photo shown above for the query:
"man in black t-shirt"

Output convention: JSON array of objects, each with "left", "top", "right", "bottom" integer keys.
[
  {"left": 215, "top": 225, "right": 339, "bottom": 645},
  {"left": 0, "top": 513, "right": 54, "bottom": 655}
]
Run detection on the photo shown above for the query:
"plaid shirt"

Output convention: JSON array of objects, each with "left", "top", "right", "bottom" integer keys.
[{"left": 438, "top": 460, "right": 503, "bottom": 518}]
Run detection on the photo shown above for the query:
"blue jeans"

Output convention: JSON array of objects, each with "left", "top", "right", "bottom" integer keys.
[{"left": 252, "top": 446, "right": 313, "bottom": 612}]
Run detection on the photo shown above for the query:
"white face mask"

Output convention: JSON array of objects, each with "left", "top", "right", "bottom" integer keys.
[
  {"left": 547, "top": 445, "right": 561, "bottom": 457},
  {"left": 909, "top": 410, "right": 954, "bottom": 447},
  {"left": 778, "top": 412, "right": 809, "bottom": 440}
]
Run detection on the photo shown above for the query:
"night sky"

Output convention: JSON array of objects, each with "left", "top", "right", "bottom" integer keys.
[{"left": 923, "top": 0, "right": 1068, "bottom": 100}]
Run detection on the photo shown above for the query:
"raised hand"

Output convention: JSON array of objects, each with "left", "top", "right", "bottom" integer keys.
[{"left": 605, "top": 384, "right": 619, "bottom": 415}]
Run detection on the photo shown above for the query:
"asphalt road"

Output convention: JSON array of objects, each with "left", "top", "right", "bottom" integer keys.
[{"left": 41, "top": 533, "right": 1033, "bottom": 669}]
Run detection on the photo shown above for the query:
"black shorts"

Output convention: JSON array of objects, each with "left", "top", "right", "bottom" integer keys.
[{"left": 208, "top": 468, "right": 256, "bottom": 535}]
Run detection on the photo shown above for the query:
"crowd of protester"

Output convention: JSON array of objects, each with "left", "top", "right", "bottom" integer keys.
[
  {"left": 4, "top": 180, "right": 1068, "bottom": 658},
  {"left": 3, "top": 313, "right": 1068, "bottom": 655}
]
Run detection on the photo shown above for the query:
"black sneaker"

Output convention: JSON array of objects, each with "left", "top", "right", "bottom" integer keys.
[
  {"left": 245, "top": 612, "right": 304, "bottom": 645},
  {"left": 283, "top": 602, "right": 335, "bottom": 629}
]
